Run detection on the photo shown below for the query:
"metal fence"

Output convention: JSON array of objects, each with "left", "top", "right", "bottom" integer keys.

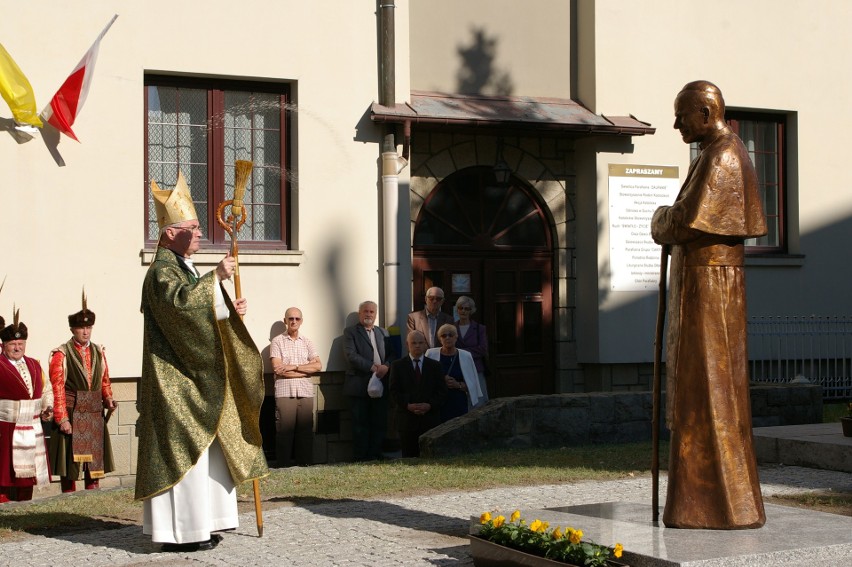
[{"left": 748, "top": 316, "right": 852, "bottom": 400}]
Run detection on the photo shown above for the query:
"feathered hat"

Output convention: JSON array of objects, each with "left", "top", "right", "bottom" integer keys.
[
  {"left": 0, "top": 276, "right": 6, "bottom": 330},
  {"left": 0, "top": 307, "right": 27, "bottom": 342},
  {"left": 68, "top": 287, "right": 96, "bottom": 327}
]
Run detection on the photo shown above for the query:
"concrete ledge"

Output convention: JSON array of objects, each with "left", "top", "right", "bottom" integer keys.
[{"left": 753, "top": 423, "right": 852, "bottom": 473}]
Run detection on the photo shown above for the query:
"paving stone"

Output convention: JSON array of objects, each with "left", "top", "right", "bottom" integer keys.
[{"left": 0, "top": 465, "right": 849, "bottom": 566}]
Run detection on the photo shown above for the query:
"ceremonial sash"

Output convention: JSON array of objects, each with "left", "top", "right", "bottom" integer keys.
[
  {"left": 67, "top": 390, "right": 106, "bottom": 477},
  {"left": 0, "top": 398, "right": 49, "bottom": 486}
]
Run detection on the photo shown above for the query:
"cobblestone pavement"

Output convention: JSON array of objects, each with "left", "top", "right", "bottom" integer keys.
[{"left": 1, "top": 465, "right": 849, "bottom": 567}]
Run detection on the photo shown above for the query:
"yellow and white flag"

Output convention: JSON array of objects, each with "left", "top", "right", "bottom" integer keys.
[{"left": 0, "top": 43, "right": 42, "bottom": 128}]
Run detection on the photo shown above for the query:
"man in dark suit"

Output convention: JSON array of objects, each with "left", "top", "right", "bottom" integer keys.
[
  {"left": 389, "top": 331, "right": 447, "bottom": 457},
  {"left": 343, "top": 301, "right": 391, "bottom": 461},
  {"left": 406, "top": 286, "right": 453, "bottom": 349}
]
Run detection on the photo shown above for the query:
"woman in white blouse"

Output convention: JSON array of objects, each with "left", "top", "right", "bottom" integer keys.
[{"left": 425, "top": 323, "right": 482, "bottom": 422}]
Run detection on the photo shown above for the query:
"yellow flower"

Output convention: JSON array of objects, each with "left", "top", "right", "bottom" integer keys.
[
  {"left": 479, "top": 512, "right": 492, "bottom": 524},
  {"left": 493, "top": 515, "right": 506, "bottom": 528},
  {"left": 541, "top": 521, "right": 549, "bottom": 531},
  {"left": 530, "top": 519, "right": 543, "bottom": 532},
  {"left": 510, "top": 510, "right": 521, "bottom": 523},
  {"left": 552, "top": 527, "right": 563, "bottom": 540},
  {"left": 569, "top": 528, "right": 583, "bottom": 544},
  {"left": 614, "top": 543, "right": 624, "bottom": 558}
]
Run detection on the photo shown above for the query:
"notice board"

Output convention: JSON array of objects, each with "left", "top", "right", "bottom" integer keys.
[{"left": 608, "top": 164, "right": 680, "bottom": 291}]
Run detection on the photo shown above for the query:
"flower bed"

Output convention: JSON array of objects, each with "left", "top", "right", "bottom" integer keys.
[{"left": 472, "top": 510, "right": 626, "bottom": 567}]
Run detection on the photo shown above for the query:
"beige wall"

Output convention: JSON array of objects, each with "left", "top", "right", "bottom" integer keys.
[
  {"left": 588, "top": 0, "right": 852, "bottom": 232},
  {"left": 0, "top": 1, "right": 411, "bottom": 379},
  {"left": 410, "top": 0, "right": 571, "bottom": 97},
  {"left": 3, "top": 0, "right": 850, "bottom": 404},
  {"left": 575, "top": 0, "right": 852, "bottom": 362}
]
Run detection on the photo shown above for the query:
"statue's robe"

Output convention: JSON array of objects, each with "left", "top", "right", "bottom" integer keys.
[
  {"left": 652, "top": 127, "right": 767, "bottom": 529},
  {"left": 135, "top": 246, "right": 267, "bottom": 502}
]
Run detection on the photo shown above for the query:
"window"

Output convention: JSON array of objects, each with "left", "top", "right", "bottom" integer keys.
[
  {"left": 691, "top": 112, "right": 786, "bottom": 253},
  {"left": 144, "top": 75, "right": 291, "bottom": 248},
  {"left": 413, "top": 166, "right": 549, "bottom": 249}
]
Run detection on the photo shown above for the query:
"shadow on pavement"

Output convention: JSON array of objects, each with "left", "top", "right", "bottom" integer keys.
[{"left": 272, "top": 496, "right": 468, "bottom": 536}]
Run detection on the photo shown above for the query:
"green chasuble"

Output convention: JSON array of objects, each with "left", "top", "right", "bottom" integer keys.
[{"left": 135, "top": 246, "right": 268, "bottom": 500}]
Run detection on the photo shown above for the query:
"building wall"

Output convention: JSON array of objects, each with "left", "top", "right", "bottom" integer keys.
[
  {"left": 410, "top": 0, "right": 571, "bottom": 97},
  {"left": 575, "top": 0, "right": 852, "bottom": 365},
  {"left": 0, "top": 1, "right": 413, "bottom": 471},
  {"left": 408, "top": 132, "right": 581, "bottom": 392},
  {"left": 408, "top": 1, "right": 852, "bottom": 384},
  {"left": 4, "top": 2, "right": 851, "bottom": 473},
  {"left": 0, "top": 1, "right": 412, "bottom": 376}
]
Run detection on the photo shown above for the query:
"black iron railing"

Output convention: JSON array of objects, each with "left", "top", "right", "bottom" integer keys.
[{"left": 748, "top": 316, "right": 852, "bottom": 400}]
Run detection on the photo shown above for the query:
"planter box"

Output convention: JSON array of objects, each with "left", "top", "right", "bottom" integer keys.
[
  {"left": 842, "top": 417, "right": 852, "bottom": 437},
  {"left": 469, "top": 536, "right": 629, "bottom": 567}
]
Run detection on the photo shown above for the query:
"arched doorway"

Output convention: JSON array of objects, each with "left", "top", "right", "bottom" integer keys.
[{"left": 413, "top": 166, "right": 554, "bottom": 397}]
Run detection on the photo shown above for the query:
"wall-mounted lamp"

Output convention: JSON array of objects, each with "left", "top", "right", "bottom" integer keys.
[
  {"left": 493, "top": 137, "right": 512, "bottom": 186},
  {"left": 493, "top": 159, "right": 512, "bottom": 186}
]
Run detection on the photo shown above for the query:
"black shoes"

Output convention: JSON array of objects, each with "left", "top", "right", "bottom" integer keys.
[{"left": 161, "top": 533, "right": 223, "bottom": 552}]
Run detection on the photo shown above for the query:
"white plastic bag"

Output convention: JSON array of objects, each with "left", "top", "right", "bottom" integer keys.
[{"left": 367, "top": 373, "right": 384, "bottom": 398}]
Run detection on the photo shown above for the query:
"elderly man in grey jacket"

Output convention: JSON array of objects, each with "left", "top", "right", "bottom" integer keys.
[{"left": 343, "top": 301, "right": 392, "bottom": 461}]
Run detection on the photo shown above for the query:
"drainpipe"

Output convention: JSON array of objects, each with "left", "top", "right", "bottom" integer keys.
[
  {"left": 380, "top": 2, "right": 395, "bottom": 119},
  {"left": 381, "top": 151, "right": 401, "bottom": 331},
  {"left": 378, "top": 1, "right": 407, "bottom": 333}
]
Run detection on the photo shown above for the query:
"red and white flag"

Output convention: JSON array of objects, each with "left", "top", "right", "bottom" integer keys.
[{"left": 41, "top": 14, "right": 118, "bottom": 141}]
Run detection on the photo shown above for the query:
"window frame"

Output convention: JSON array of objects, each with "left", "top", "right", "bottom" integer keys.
[
  {"left": 143, "top": 74, "right": 292, "bottom": 251},
  {"left": 728, "top": 111, "right": 787, "bottom": 254}
]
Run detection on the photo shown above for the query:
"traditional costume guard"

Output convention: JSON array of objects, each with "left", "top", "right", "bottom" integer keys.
[
  {"left": 48, "top": 292, "right": 116, "bottom": 492},
  {"left": 0, "top": 312, "right": 53, "bottom": 502}
]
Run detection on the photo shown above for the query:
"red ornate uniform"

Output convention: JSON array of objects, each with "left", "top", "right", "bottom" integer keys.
[
  {"left": 49, "top": 341, "right": 113, "bottom": 424},
  {"left": 49, "top": 340, "right": 114, "bottom": 491},
  {"left": 0, "top": 355, "right": 51, "bottom": 500}
]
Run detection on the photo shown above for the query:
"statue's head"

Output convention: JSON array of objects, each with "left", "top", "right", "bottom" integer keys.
[{"left": 673, "top": 80, "right": 726, "bottom": 145}]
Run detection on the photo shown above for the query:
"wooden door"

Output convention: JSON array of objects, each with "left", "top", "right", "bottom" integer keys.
[
  {"left": 412, "top": 165, "right": 555, "bottom": 397},
  {"left": 484, "top": 258, "right": 553, "bottom": 396},
  {"left": 413, "top": 258, "right": 483, "bottom": 319}
]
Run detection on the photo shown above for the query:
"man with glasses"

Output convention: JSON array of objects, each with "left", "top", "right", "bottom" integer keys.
[
  {"left": 137, "top": 172, "right": 267, "bottom": 552},
  {"left": 269, "top": 307, "right": 321, "bottom": 467},
  {"left": 406, "top": 286, "right": 453, "bottom": 349}
]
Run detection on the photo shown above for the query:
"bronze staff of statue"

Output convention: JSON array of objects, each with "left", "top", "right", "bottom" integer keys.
[{"left": 651, "top": 80, "right": 767, "bottom": 529}]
